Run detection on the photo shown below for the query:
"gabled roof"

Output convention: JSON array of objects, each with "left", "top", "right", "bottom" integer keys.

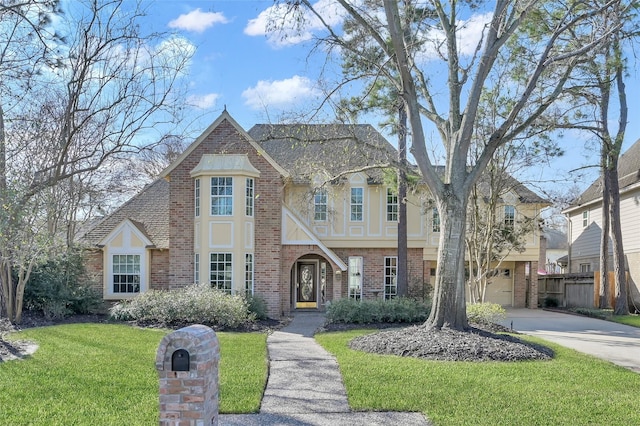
[
  {"left": 248, "top": 123, "right": 397, "bottom": 185},
  {"left": 570, "top": 138, "right": 640, "bottom": 208},
  {"left": 160, "top": 110, "right": 288, "bottom": 179},
  {"left": 79, "top": 178, "right": 169, "bottom": 249}
]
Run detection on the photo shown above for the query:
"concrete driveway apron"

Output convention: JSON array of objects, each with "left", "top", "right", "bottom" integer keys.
[{"left": 499, "top": 309, "right": 640, "bottom": 373}]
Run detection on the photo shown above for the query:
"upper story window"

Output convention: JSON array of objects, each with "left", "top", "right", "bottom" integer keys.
[
  {"left": 504, "top": 205, "right": 515, "bottom": 227},
  {"left": 314, "top": 189, "right": 327, "bottom": 221},
  {"left": 386, "top": 188, "right": 398, "bottom": 221},
  {"left": 211, "top": 177, "right": 233, "bottom": 216},
  {"left": 351, "top": 187, "right": 363, "bottom": 221},
  {"left": 384, "top": 256, "right": 397, "bottom": 300},
  {"left": 194, "top": 178, "right": 200, "bottom": 217},
  {"left": 246, "top": 178, "right": 254, "bottom": 217},
  {"left": 432, "top": 207, "right": 440, "bottom": 233},
  {"left": 582, "top": 211, "right": 589, "bottom": 227}
]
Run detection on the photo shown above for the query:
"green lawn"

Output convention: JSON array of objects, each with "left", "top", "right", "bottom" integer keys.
[
  {"left": 0, "top": 324, "right": 267, "bottom": 425},
  {"left": 609, "top": 313, "right": 640, "bottom": 328},
  {"left": 316, "top": 330, "right": 640, "bottom": 426}
]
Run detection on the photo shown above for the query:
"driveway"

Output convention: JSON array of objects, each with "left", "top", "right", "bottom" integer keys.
[{"left": 498, "top": 309, "right": 640, "bottom": 373}]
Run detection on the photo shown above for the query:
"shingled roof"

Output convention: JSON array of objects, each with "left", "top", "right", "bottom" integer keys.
[
  {"left": 79, "top": 178, "right": 169, "bottom": 249},
  {"left": 572, "top": 138, "right": 640, "bottom": 206},
  {"left": 247, "top": 123, "right": 397, "bottom": 184}
]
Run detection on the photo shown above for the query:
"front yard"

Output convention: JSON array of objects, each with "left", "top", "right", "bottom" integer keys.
[{"left": 1, "top": 321, "right": 640, "bottom": 425}]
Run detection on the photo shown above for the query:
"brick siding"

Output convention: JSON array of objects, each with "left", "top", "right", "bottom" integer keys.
[{"left": 168, "top": 119, "right": 284, "bottom": 317}]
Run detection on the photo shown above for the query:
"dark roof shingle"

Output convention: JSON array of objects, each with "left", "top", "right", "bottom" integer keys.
[{"left": 79, "top": 178, "right": 169, "bottom": 249}]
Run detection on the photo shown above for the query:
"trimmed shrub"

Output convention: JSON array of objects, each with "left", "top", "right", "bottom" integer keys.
[
  {"left": 543, "top": 296, "right": 559, "bottom": 308},
  {"left": 326, "top": 297, "right": 431, "bottom": 324},
  {"left": 109, "top": 284, "right": 256, "bottom": 328},
  {"left": 466, "top": 302, "right": 506, "bottom": 324},
  {"left": 24, "top": 249, "right": 105, "bottom": 320},
  {"left": 244, "top": 294, "right": 269, "bottom": 320}
]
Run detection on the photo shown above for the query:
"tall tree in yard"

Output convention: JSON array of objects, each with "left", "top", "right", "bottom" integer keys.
[
  {"left": 274, "top": 0, "right": 623, "bottom": 329},
  {"left": 0, "top": 0, "right": 193, "bottom": 323},
  {"left": 566, "top": 1, "right": 635, "bottom": 314}
]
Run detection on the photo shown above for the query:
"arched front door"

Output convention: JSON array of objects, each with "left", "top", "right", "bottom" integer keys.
[{"left": 296, "top": 262, "right": 317, "bottom": 309}]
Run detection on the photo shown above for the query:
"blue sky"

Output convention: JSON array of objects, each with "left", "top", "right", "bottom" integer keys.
[{"left": 123, "top": 1, "right": 637, "bottom": 194}]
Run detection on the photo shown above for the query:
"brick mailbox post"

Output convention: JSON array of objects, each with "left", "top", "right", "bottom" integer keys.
[{"left": 156, "top": 325, "right": 220, "bottom": 425}]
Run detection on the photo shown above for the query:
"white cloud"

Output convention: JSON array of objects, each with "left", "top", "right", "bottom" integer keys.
[
  {"left": 245, "top": 0, "right": 345, "bottom": 48},
  {"left": 418, "top": 12, "right": 493, "bottom": 62},
  {"left": 168, "top": 8, "right": 229, "bottom": 33},
  {"left": 187, "top": 93, "right": 220, "bottom": 109},
  {"left": 242, "top": 76, "right": 321, "bottom": 109}
]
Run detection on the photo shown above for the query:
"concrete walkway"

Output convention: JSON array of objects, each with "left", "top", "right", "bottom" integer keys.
[
  {"left": 219, "top": 312, "right": 431, "bottom": 426},
  {"left": 499, "top": 309, "right": 640, "bottom": 373}
]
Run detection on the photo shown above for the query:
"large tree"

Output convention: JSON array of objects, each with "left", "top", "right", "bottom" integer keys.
[
  {"left": 566, "top": 1, "right": 634, "bottom": 314},
  {"left": 275, "top": 0, "right": 622, "bottom": 329},
  {"left": 0, "top": 0, "right": 193, "bottom": 323}
]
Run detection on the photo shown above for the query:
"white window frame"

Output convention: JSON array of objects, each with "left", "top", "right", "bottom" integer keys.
[
  {"left": 246, "top": 178, "right": 254, "bottom": 217},
  {"left": 582, "top": 211, "right": 589, "bottom": 227},
  {"left": 194, "top": 253, "right": 200, "bottom": 284},
  {"left": 350, "top": 187, "right": 363, "bottom": 221},
  {"left": 210, "top": 252, "right": 233, "bottom": 293},
  {"left": 348, "top": 256, "right": 363, "bottom": 300},
  {"left": 580, "top": 263, "right": 591, "bottom": 273},
  {"left": 314, "top": 189, "right": 327, "bottom": 221},
  {"left": 245, "top": 253, "right": 254, "bottom": 295},
  {"left": 211, "top": 177, "right": 233, "bottom": 216},
  {"left": 384, "top": 256, "right": 398, "bottom": 300},
  {"left": 111, "top": 254, "right": 141, "bottom": 294},
  {"left": 194, "top": 178, "right": 200, "bottom": 217},
  {"left": 504, "top": 205, "right": 515, "bottom": 227},
  {"left": 386, "top": 188, "right": 398, "bottom": 222}
]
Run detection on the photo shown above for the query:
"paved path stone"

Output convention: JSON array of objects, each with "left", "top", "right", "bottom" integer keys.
[{"left": 219, "top": 312, "right": 431, "bottom": 426}]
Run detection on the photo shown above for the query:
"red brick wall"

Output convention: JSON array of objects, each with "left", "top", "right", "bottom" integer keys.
[
  {"left": 150, "top": 249, "right": 170, "bottom": 290},
  {"left": 83, "top": 249, "right": 103, "bottom": 293},
  {"left": 332, "top": 247, "right": 425, "bottom": 299},
  {"left": 513, "top": 261, "right": 539, "bottom": 308},
  {"left": 168, "top": 119, "right": 284, "bottom": 316}
]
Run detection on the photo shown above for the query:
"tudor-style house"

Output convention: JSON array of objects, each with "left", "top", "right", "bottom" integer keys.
[
  {"left": 563, "top": 138, "right": 640, "bottom": 307},
  {"left": 80, "top": 111, "right": 548, "bottom": 317}
]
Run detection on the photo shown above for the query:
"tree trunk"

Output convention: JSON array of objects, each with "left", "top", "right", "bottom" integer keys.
[
  {"left": 426, "top": 189, "right": 469, "bottom": 330},
  {"left": 609, "top": 166, "right": 628, "bottom": 315},
  {"left": 396, "top": 105, "right": 408, "bottom": 297},
  {"left": 599, "top": 168, "right": 611, "bottom": 308}
]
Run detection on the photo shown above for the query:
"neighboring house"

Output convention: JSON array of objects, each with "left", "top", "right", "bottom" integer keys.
[
  {"left": 80, "top": 111, "right": 547, "bottom": 317},
  {"left": 542, "top": 228, "right": 568, "bottom": 274},
  {"left": 563, "top": 138, "right": 640, "bottom": 306}
]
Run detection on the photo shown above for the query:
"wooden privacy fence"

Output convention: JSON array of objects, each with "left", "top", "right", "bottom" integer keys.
[{"left": 538, "top": 272, "right": 628, "bottom": 308}]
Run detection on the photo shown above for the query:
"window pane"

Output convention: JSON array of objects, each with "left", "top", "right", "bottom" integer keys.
[{"left": 211, "top": 177, "right": 233, "bottom": 216}]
